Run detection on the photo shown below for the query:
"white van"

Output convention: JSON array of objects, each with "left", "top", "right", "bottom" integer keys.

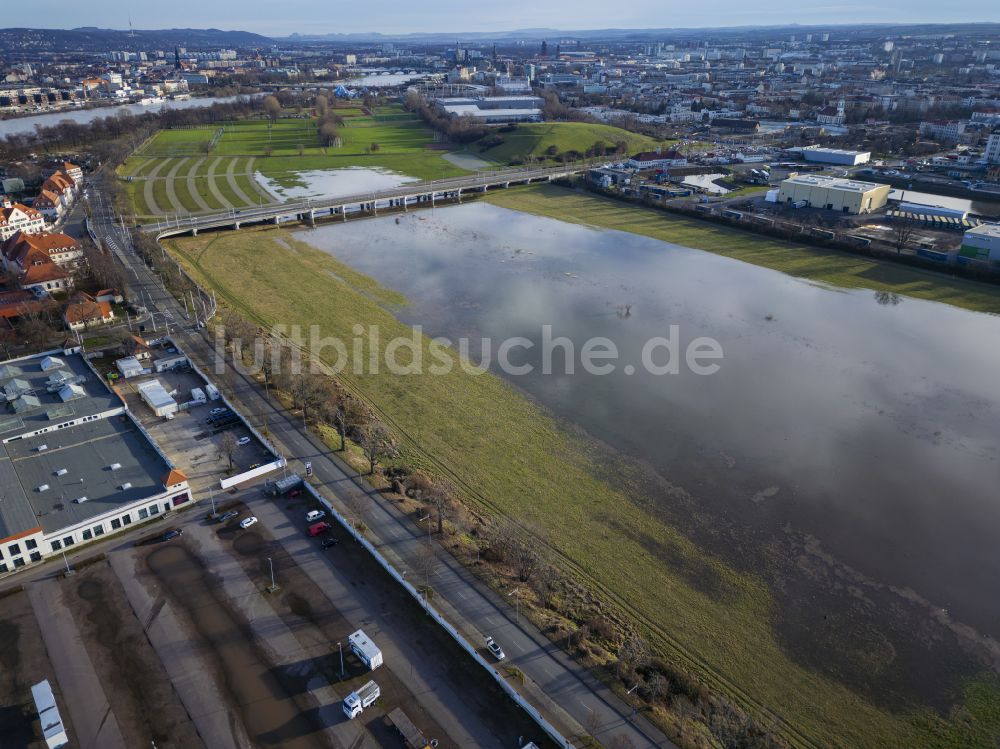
[{"left": 306, "top": 510, "right": 326, "bottom": 523}]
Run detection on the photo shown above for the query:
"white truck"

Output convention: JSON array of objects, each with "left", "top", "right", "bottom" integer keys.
[
  {"left": 348, "top": 629, "right": 383, "bottom": 671},
  {"left": 190, "top": 387, "right": 206, "bottom": 404},
  {"left": 342, "top": 679, "right": 380, "bottom": 719},
  {"left": 205, "top": 383, "right": 221, "bottom": 401}
]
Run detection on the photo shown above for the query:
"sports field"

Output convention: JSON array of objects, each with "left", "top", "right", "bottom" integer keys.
[{"left": 119, "top": 107, "right": 468, "bottom": 218}]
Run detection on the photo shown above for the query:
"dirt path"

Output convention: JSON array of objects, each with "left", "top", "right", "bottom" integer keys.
[
  {"left": 164, "top": 157, "right": 189, "bottom": 214},
  {"left": 205, "top": 156, "right": 231, "bottom": 208},
  {"left": 69, "top": 561, "right": 206, "bottom": 749},
  {"left": 226, "top": 157, "right": 256, "bottom": 207},
  {"left": 109, "top": 549, "right": 245, "bottom": 749},
  {"left": 27, "top": 579, "right": 127, "bottom": 749},
  {"left": 0, "top": 589, "right": 76, "bottom": 749},
  {"left": 244, "top": 157, "right": 277, "bottom": 203},
  {"left": 145, "top": 542, "right": 337, "bottom": 749},
  {"left": 186, "top": 157, "right": 212, "bottom": 212},
  {"left": 142, "top": 158, "right": 169, "bottom": 215}
]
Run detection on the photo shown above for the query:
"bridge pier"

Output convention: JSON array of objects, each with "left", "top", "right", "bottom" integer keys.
[
  {"left": 272, "top": 216, "right": 280, "bottom": 225},
  {"left": 457, "top": 188, "right": 462, "bottom": 204},
  {"left": 233, "top": 221, "right": 240, "bottom": 230},
  {"left": 191, "top": 228, "right": 198, "bottom": 236},
  {"left": 307, "top": 209, "right": 316, "bottom": 226}
]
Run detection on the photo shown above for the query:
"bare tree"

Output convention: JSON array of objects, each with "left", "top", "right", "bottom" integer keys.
[
  {"left": 412, "top": 542, "right": 439, "bottom": 594},
  {"left": 357, "top": 420, "right": 396, "bottom": 474},
  {"left": 532, "top": 563, "right": 560, "bottom": 608},
  {"left": 288, "top": 373, "right": 326, "bottom": 423},
  {"left": 617, "top": 634, "right": 650, "bottom": 678},
  {"left": 643, "top": 672, "right": 668, "bottom": 702},
  {"left": 892, "top": 215, "right": 918, "bottom": 253},
  {"left": 263, "top": 95, "right": 281, "bottom": 121},
  {"left": 219, "top": 431, "right": 239, "bottom": 471},
  {"left": 16, "top": 308, "right": 58, "bottom": 349},
  {"left": 428, "top": 478, "right": 454, "bottom": 534},
  {"left": 611, "top": 735, "right": 636, "bottom": 749},
  {"left": 484, "top": 517, "right": 518, "bottom": 563},
  {"left": 512, "top": 538, "right": 540, "bottom": 583},
  {"left": 315, "top": 94, "right": 329, "bottom": 118}
]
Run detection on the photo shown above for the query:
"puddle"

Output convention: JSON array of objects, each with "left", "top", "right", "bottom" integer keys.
[{"left": 255, "top": 167, "right": 421, "bottom": 201}]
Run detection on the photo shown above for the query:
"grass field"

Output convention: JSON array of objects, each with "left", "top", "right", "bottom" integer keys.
[
  {"left": 472, "top": 122, "right": 668, "bottom": 165},
  {"left": 120, "top": 109, "right": 467, "bottom": 218},
  {"left": 167, "top": 216, "right": 1000, "bottom": 749},
  {"left": 485, "top": 185, "right": 1000, "bottom": 315}
]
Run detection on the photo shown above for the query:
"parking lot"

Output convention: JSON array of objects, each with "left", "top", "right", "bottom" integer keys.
[{"left": 118, "top": 369, "right": 275, "bottom": 493}]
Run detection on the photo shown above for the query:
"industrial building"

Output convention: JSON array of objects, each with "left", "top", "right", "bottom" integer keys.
[
  {"left": 432, "top": 95, "right": 544, "bottom": 124},
  {"left": 777, "top": 174, "right": 891, "bottom": 214},
  {"left": 959, "top": 223, "right": 1000, "bottom": 265},
  {"left": 0, "top": 350, "right": 192, "bottom": 575},
  {"left": 795, "top": 145, "right": 871, "bottom": 165}
]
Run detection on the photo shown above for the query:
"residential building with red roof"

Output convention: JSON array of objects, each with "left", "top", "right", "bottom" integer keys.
[
  {"left": 0, "top": 199, "right": 45, "bottom": 240},
  {"left": 62, "top": 291, "right": 113, "bottom": 331},
  {"left": 3, "top": 231, "right": 83, "bottom": 274}
]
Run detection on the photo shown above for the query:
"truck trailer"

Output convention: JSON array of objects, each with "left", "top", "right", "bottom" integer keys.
[
  {"left": 343, "top": 680, "right": 380, "bottom": 719},
  {"left": 386, "top": 707, "right": 431, "bottom": 749},
  {"left": 348, "top": 629, "right": 383, "bottom": 670},
  {"left": 267, "top": 473, "right": 303, "bottom": 496}
]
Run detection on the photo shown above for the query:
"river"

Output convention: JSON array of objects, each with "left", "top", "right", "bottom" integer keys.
[
  {"left": 0, "top": 95, "right": 251, "bottom": 138},
  {"left": 296, "top": 201, "right": 1000, "bottom": 668}
]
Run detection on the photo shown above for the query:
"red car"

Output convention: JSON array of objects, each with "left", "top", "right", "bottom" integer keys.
[{"left": 308, "top": 521, "right": 332, "bottom": 537}]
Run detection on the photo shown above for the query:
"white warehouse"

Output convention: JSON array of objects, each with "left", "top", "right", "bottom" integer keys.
[{"left": 795, "top": 145, "right": 871, "bottom": 166}]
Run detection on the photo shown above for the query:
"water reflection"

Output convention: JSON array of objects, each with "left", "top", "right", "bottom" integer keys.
[
  {"left": 255, "top": 167, "right": 419, "bottom": 200},
  {"left": 297, "top": 202, "right": 1000, "bottom": 635}
]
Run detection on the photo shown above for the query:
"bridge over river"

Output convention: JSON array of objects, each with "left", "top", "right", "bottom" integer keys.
[{"left": 146, "top": 163, "right": 591, "bottom": 238}]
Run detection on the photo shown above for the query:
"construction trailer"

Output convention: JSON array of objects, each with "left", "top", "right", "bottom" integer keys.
[{"left": 349, "top": 629, "right": 384, "bottom": 670}]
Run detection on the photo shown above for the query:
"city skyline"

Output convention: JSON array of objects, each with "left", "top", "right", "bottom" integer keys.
[{"left": 5, "top": 1, "right": 1000, "bottom": 37}]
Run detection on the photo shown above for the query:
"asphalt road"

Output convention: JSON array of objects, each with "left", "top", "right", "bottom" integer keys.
[{"left": 88, "top": 173, "right": 675, "bottom": 749}]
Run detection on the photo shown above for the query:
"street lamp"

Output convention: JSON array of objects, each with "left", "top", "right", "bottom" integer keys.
[
  {"left": 418, "top": 513, "right": 431, "bottom": 543},
  {"left": 338, "top": 641, "right": 346, "bottom": 679},
  {"left": 62, "top": 551, "right": 74, "bottom": 577},
  {"left": 508, "top": 587, "right": 521, "bottom": 623},
  {"left": 266, "top": 557, "right": 279, "bottom": 593}
]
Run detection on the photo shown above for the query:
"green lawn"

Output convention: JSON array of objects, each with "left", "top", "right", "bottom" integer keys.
[
  {"left": 473, "top": 122, "right": 667, "bottom": 164},
  {"left": 119, "top": 113, "right": 467, "bottom": 216},
  {"left": 485, "top": 185, "right": 1000, "bottom": 315},
  {"left": 166, "top": 222, "right": 1000, "bottom": 749}
]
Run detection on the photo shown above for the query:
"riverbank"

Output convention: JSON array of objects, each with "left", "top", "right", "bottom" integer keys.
[
  {"left": 165, "top": 222, "right": 1000, "bottom": 749},
  {"left": 484, "top": 184, "right": 1000, "bottom": 315}
]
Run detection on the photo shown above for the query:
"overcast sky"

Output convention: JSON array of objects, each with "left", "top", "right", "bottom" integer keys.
[{"left": 11, "top": 1, "right": 1000, "bottom": 36}]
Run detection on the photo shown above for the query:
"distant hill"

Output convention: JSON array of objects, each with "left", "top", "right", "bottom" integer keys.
[
  {"left": 284, "top": 21, "right": 1000, "bottom": 44},
  {"left": 0, "top": 27, "right": 273, "bottom": 52}
]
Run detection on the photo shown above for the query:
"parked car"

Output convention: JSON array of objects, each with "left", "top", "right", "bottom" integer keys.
[
  {"left": 485, "top": 636, "right": 505, "bottom": 661},
  {"left": 308, "top": 521, "right": 331, "bottom": 537},
  {"left": 216, "top": 510, "right": 239, "bottom": 523},
  {"left": 306, "top": 510, "right": 326, "bottom": 523},
  {"left": 321, "top": 537, "right": 339, "bottom": 549},
  {"left": 239, "top": 516, "right": 258, "bottom": 529},
  {"left": 160, "top": 529, "right": 183, "bottom": 541},
  {"left": 209, "top": 407, "right": 228, "bottom": 416},
  {"left": 237, "top": 436, "right": 251, "bottom": 446},
  {"left": 288, "top": 489, "right": 302, "bottom": 498}
]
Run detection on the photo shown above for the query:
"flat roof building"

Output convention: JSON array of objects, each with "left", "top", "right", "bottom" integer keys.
[
  {"left": 796, "top": 145, "right": 871, "bottom": 165},
  {"left": 777, "top": 174, "right": 890, "bottom": 214},
  {"left": 959, "top": 223, "right": 1000, "bottom": 265},
  {"left": 0, "top": 350, "right": 192, "bottom": 575},
  {"left": 433, "top": 95, "right": 544, "bottom": 124}
]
